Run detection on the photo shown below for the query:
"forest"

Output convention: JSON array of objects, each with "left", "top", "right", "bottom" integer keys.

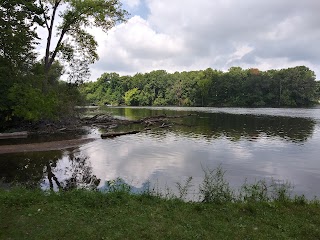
[
  {"left": 1, "top": 1, "right": 320, "bottom": 130},
  {"left": 81, "top": 66, "right": 320, "bottom": 107}
]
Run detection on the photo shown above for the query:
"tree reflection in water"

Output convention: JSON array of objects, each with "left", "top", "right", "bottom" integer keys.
[
  {"left": 0, "top": 149, "right": 101, "bottom": 191},
  {"left": 0, "top": 110, "right": 318, "bottom": 191},
  {"left": 168, "top": 113, "right": 316, "bottom": 143},
  {"left": 62, "top": 152, "right": 100, "bottom": 190},
  {"left": 46, "top": 161, "right": 62, "bottom": 190},
  {"left": 100, "top": 107, "right": 317, "bottom": 143}
]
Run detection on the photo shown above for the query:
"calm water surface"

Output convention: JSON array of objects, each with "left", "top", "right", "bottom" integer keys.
[{"left": 1, "top": 107, "right": 320, "bottom": 198}]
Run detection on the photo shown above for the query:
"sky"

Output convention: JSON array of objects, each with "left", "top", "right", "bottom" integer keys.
[{"left": 39, "top": 0, "right": 320, "bottom": 80}]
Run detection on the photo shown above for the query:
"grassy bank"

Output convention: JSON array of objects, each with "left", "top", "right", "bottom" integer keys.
[{"left": 1, "top": 188, "right": 320, "bottom": 240}]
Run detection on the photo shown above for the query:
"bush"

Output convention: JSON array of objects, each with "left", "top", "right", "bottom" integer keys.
[
  {"left": 8, "top": 83, "right": 59, "bottom": 121},
  {"left": 199, "top": 165, "right": 234, "bottom": 203}
]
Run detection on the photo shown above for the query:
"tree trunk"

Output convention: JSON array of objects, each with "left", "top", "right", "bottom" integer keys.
[{"left": 43, "top": 1, "right": 60, "bottom": 94}]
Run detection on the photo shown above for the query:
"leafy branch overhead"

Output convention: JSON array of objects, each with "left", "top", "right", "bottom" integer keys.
[{"left": 40, "top": 0, "right": 128, "bottom": 84}]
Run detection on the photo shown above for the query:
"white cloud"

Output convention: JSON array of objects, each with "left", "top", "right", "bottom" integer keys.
[
  {"left": 123, "top": 0, "right": 141, "bottom": 8},
  {"left": 87, "top": 134, "right": 191, "bottom": 188},
  {"left": 226, "top": 44, "right": 254, "bottom": 65},
  {"left": 81, "top": 0, "right": 320, "bottom": 79},
  {"left": 90, "top": 16, "right": 186, "bottom": 78}
]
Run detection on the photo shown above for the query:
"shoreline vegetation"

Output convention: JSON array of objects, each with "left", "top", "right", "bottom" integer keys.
[
  {"left": 81, "top": 66, "right": 320, "bottom": 108},
  {"left": 1, "top": 166, "right": 320, "bottom": 239},
  {"left": 2, "top": 66, "right": 320, "bottom": 132}
]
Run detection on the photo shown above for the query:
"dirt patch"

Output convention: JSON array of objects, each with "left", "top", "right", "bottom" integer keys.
[{"left": 0, "top": 138, "right": 96, "bottom": 154}]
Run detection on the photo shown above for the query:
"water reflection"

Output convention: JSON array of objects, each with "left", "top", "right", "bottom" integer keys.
[
  {"left": 174, "top": 113, "right": 315, "bottom": 142},
  {"left": 0, "top": 151, "right": 61, "bottom": 188},
  {"left": 100, "top": 107, "right": 316, "bottom": 143},
  {"left": 61, "top": 153, "right": 100, "bottom": 190},
  {"left": 0, "top": 149, "right": 100, "bottom": 191},
  {"left": 1, "top": 107, "right": 320, "bottom": 199}
]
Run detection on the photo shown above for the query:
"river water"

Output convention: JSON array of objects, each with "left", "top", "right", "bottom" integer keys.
[{"left": 1, "top": 107, "right": 320, "bottom": 199}]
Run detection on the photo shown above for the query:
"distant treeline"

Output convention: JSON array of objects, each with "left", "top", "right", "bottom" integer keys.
[{"left": 81, "top": 66, "right": 320, "bottom": 107}]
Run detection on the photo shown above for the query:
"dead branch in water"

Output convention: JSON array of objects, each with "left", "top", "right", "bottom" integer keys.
[
  {"left": 84, "top": 113, "right": 193, "bottom": 127},
  {"left": 101, "top": 130, "right": 140, "bottom": 138}
]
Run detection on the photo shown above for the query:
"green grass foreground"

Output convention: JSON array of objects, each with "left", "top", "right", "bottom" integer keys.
[{"left": 1, "top": 188, "right": 320, "bottom": 240}]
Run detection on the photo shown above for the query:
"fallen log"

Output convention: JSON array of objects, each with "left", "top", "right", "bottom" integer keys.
[
  {"left": 158, "top": 123, "right": 172, "bottom": 128},
  {"left": 0, "top": 131, "right": 28, "bottom": 139},
  {"left": 101, "top": 130, "right": 140, "bottom": 139},
  {"left": 82, "top": 113, "right": 194, "bottom": 127}
]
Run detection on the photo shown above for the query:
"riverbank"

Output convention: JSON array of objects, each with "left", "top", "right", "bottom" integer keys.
[
  {"left": 0, "top": 188, "right": 319, "bottom": 239},
  {"left": 0, "top": 138, "right": 95, "bottom": 154},
  {"left": 0, "top": 113, "right": 188, "bottom": 154}
]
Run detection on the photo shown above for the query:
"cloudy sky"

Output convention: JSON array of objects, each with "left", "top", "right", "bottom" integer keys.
[{"left": 40, "top": 0, "right": 320, "bottom": 80}]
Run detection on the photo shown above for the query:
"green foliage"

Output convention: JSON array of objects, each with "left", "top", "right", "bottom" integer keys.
[
  {"left": 270, "top": 179, "right": 293, "bottom": 202},
  {"left": 105, "top": 178, "right": 131, "bottom": 194},
  {"left": 0, "top": 0, "right": 41, "bottom": 68},
  {"left": 6, "top": 80, "right": 84, "bottom": 122},
  {"left": 239, "top": 179, "right": 293, "bottom": 203},
  {"left": 82, "top": 66, "right": 318, "bottom": 108},
  {"left": 315, "top": 81, "right": 320, "bottom": 102},
  {"left": 8, "top": 84, "right": 58, "bottom": 121},
  {"left": 124, "top": 88, "right": 141, "bottom": 106},
  {"left": 199, "top": 165, "right": 235, "bottom": 203},
  {"left": 176, "top": 176, "right": 193, "bottom": 200},
  {"left": 41, "top": 0, "right": 128, "bottom": 84},
  {"left": 239, "top": 179, "right": 269, "bottom": 202},
  {"left": 0, "top": 1, "right": 94, "bottom": 127},
  {"left": 0, "top": 0, "right": 43, "bottom": 124},
  {"left": 0, "top": 0, "right": 128, "bottom": 128}
]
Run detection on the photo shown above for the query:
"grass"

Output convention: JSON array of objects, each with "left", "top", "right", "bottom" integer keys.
[{"left": 1, "top": 167, "right": 320, "bottom": 239}]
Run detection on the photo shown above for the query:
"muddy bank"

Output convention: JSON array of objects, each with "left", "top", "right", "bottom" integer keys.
[
  {"left": 81, "top": 113, "right": 193, "bottom": 129},
  {"left": 0, "top": 113, "right": 193, "bottom": 154},
  {"left": 0, "top": 138, "right": 95, "bottom": 154},
  {"left": 2, "top": 112, "right": 192, "bottom": 135}
]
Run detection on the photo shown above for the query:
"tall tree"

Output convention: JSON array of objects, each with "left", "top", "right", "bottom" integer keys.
[
  {"left": 0, "top": 0, "right": 42, "bottom": 71},
  {"left": 0, "top": 0, "right": 43, "bottom": 124},
  {"left": 39, "top": 0, "right": 128, "bottom": 91}
]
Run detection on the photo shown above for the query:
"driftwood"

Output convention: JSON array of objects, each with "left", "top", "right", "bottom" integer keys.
[
  {"left": 0, "top": 131, "right": 28, "bottom": 139},
  {"left": 84, "top": 113, "right": 193, "bottom": 126},
  {"left": 101, "top": 130, "right": 140, "bottom": 139},
  {"left": 88, "top": 113, "right": 194, "bottom": 137},
  {"left": 158, "top": 123, "right": 172, "bottom": 128}
]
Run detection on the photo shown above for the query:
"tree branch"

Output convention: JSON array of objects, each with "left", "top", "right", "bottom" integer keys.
[
  {"left": 44, "top": 0, "right": 60, "bottom": 71},
  {"left": 39, "top": 0, "right": 49, "bottom": 30},
  {"left": 47, "top": 27, "right": 68, "bottom": 69},
  {"left": 48, "top": 10, "right": 82, "bottom": 69}
]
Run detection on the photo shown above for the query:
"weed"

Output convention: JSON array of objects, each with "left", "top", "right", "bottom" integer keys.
[
  {"left": 105, "top": 178, "right": 131, "bottom": 193},
  {"left": 199, "top": 165, "right": 234, "bottom": 203},
  {"left": 176, "top": 176, "right": 193, "bottom": 200},
  {"left": 162, "top": 183, "right": 176, "bottom": 200},
  {"left": 269, "top": 179, "right": 293, "bottom": 202},
  {"left": 294, "top": 195, "right": 307, "bottom": 205},
  {"left": 238, "top": 179, "right": 269, "bottom": 202}
]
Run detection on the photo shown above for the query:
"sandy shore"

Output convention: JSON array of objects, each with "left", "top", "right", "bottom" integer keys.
[{"left": 0, "top": 138, "right": 96, "bottom": 154}]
